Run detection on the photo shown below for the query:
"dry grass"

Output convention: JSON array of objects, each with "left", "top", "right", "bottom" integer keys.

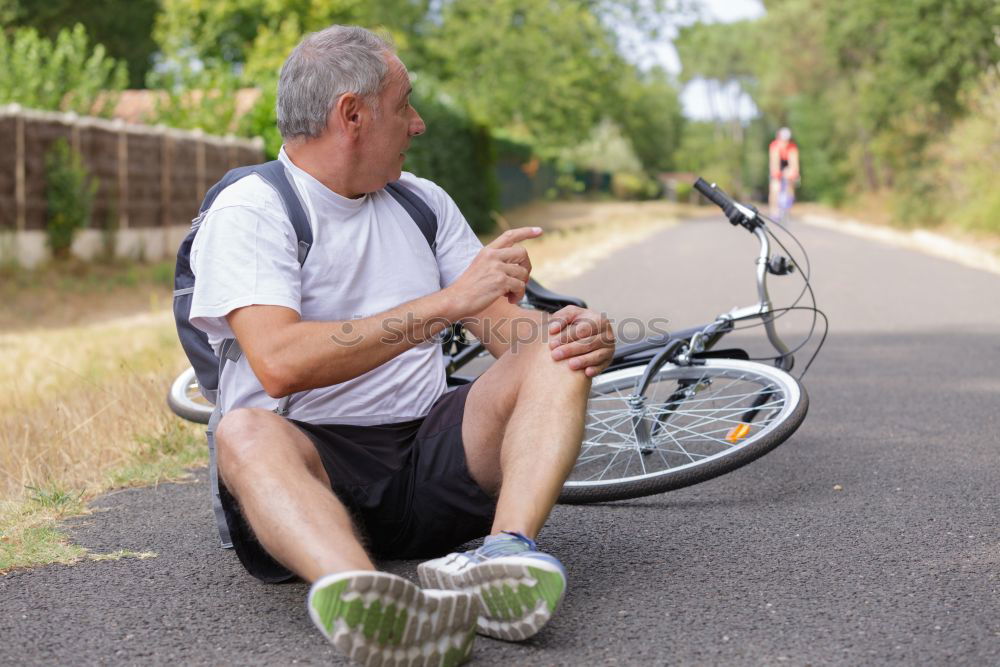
[
  {"left": 0, "top": 310, "right": 204, "bottom": 572},
  {"left": 0, "top": 311, "right": 197, "bottom": 498}
]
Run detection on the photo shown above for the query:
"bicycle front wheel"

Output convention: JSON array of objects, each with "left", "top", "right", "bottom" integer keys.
[{"left": 560, "top": 358, "right": 808, "bottom": 504}]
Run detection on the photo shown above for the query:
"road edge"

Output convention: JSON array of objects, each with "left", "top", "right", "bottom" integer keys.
[{"left": 799, "top": 212, "right": 1000, "bottom": 277}]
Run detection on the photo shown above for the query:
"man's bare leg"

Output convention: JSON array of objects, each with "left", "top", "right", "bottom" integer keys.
[
  {"left": 490, "top": 347, "right": 589, "bottom": 538},
  {"left": 218, "top": 408, "right": 480, "bottom": 664},
  {"left": 215, "top": 408, "right": 374, "bottom": 582},
  {"left": 461, "top": 336, "right": 590, "bottom": 536},
  {"left": 418, "top": 338, "right": 589, "bottom": 640}
]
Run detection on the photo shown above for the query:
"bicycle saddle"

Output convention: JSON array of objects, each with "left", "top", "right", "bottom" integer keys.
[{"left": 524, "top": 278, "right": 588, "bottom": 312}]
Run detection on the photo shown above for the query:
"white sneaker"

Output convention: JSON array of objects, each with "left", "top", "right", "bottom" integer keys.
[
  {"left": 418, "top": 532, "right": 567, "bottom": 641},
  {"left": 308, "top": 570, "right": 478, "bottom": 666}
]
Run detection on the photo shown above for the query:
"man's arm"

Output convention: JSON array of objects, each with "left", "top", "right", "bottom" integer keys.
[
  {"left": 227, "top": 293, "right": 454, "bottom": 398},
  {"left": 229, "top": 227, "right": 542, "bottom": 398}
]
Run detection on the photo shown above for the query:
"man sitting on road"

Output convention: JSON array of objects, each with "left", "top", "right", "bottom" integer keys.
[{"left": 188, "top": 25, "right": 614, "bottom": 666}]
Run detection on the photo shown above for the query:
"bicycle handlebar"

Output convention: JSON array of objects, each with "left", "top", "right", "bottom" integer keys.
[
  {"left": 693, "top": 177, "right": 760, "bottom": 231},
  {"left": 693, "top": 177, "right": 731, "bottom": 210}
]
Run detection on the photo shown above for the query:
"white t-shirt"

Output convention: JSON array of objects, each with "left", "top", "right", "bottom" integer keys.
[{"left": 189, "top": 148, "right": 482, "bottom": 425}]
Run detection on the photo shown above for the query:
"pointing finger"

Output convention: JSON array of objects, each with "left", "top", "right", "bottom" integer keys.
[{"left": 487, "top": 226, "right": 543, "bottom": 249}]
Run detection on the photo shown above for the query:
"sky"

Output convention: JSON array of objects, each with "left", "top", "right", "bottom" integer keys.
[{"left": 618, "top": 0, "right": 765, "bottom": 120}]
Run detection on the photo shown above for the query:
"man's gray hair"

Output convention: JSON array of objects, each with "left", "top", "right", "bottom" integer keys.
[{"left": 277, "top": 25, "right": 394, "bottom": 140}]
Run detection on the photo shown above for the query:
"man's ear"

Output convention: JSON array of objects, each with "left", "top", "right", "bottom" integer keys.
[{"left": 331, "top": 93, "right": 364, "bottom": 137}]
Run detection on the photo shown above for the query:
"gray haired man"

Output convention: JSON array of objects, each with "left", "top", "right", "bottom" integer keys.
[{"left": 189, "top": 25, "right": 614, "bottom": 666}]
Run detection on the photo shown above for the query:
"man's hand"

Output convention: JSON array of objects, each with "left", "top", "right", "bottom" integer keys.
[
  {"left": 547, "top": 305, "right": 615, "bottom": 377},
  {"left": 445, "top": 227, "right": 543, "bottom": 319}
]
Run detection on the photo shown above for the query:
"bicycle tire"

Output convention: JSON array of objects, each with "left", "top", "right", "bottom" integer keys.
[
  {"left": 559, "top": 358, "right": 808, "bottom": 504},
  {"left": 167, "top": 366, "right": 214, "bottom": 424}
]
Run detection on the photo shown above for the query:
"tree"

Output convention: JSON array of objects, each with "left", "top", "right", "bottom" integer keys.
[
  {"left": 149, "top": 0, "right": 426, "bottom": 134},
  {"left": 1, "top": 0, "right": 158, "bottom": 88},
  {"left": 674, "top": 0, "right": 1000, "bottom": 207},
  {"left": 44, "top": 138, "right": 98, "bottom": 259},
  {"left": 421, "top": 0, "right": 628, "bottom": 151},
  {"left": 615, "top": 67, "right": 684, "bottom": 173},
  {"left": 0, "top": 24, "right": 127, "bottom": 115}
]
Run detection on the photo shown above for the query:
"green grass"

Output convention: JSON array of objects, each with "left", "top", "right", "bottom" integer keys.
[
  {"left": 1, "top": 419, "right": 204, "bottom": 574},
  {"left": 105, "top": 421, "right": 205, "bottom": 489}
]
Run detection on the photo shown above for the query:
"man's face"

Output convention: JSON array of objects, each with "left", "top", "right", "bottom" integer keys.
[{"left": 358, "top": 54, "right": 425, "bottom": 190}]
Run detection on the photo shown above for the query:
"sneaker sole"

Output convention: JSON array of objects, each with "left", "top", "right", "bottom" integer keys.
[
  {"left": 308, "top": 570, "right": 477, "bottom": 667},
  {"left": 417, "top": 556, "right": 566, "bottom": 642}
]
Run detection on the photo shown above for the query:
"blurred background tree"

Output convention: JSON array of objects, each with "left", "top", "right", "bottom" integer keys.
[
  {"left": 669, "top": 0, "right": 1000, "bottom": 230},
  {"left": 0, "top": 23, "right": 127, "bottom": 115},
  {"left": 1, "top": 0, "right": 158, "bottom": 88}
]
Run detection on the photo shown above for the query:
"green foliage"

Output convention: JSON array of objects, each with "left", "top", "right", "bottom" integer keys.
[
  {"left": 146, "top": 62, "right": 242, "bottom": 135},
  {"left": 153, "top": 0, "right": 369, "bottom": 72},
  {"left": 561, "top": 119, "right": 643, "bottom": 174},
  {"left": 422, "top": 0, "right": 627, "bottom": 151},
  {"left": 147, "top": 0, "right": 688, "bottom": 212},
  {"left": 24, "top": 483, "right": 83, "bottom": 510},
  {"left": 919, "top": 71, "right": 1000, "bottom": 233},
  {"left": 783, "top": 95, "right": 850, "bottom": 205},
  {"left": 0, "top": 24, "right": 127, "bottom": 115},
  {"left": 3, "top": 0, "right": 159, "bottom": 88},
  {"left": 675, "top": 19, "right": 757, "bottom": 89},
  {"left": 672, "top": 121, "right": 740, "bottom": 193},
  {"left": 405, "top": 93, "right": 498, "bottom": 234},
  {"left": 615, "top": 67, "right": 684, "bottom": 173},
  {"left": 611, "top": 172, "right": 662, "bottom": 200},
  {"left": 44, "top": 139, "right": 98, "bottom": 259},
  {"left": 239, "top": 86, "right": 282, "bottom": 159},
  {"left": 675, "top": 0, "right": 1000, "bottom": 220}
]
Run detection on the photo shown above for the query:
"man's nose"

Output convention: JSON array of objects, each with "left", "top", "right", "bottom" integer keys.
[{"left": 410, "top": 108, "right": 426, "bottom": 136}]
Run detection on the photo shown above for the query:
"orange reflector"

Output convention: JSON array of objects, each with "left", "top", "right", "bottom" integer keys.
[{"left": 726, "top": 423, "right": 751, "bottom": 443}]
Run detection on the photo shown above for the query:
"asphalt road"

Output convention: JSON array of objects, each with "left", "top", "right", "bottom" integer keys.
[{"left": 3, "top": 216, "right": 999, "bottom": 665}]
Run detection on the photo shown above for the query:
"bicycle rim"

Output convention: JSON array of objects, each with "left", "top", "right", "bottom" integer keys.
[
  {"left": 167, "top": 367, "right": 214, "bottom": 424},
  {"left": 561, "top": 358, "right": 807, "bottom": 503}
]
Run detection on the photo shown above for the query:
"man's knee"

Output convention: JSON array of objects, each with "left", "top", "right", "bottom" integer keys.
[
  {"left": 215, "top": 407, "right": 318, "bottom": 485},
  {"left": 216, "top": 408, "right": 280, "bottom": 460},
  {"left": 511, "top": 335, "right": 591, "bottom": 387}
]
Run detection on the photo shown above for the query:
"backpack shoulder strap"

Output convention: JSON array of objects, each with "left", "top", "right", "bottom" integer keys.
[
  {"left": 198, "top": 160, "right": 312, "bottom": 264},
  {"left": 252, "top": 161, "right": 313, "bottom": 265},
  {"left": 386, "top": 180, "right": 438, "bottom": 255}
]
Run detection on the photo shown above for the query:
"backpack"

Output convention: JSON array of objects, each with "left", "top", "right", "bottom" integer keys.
[{"left": 172, "top": 159, "right": 438, "bottom": 547}]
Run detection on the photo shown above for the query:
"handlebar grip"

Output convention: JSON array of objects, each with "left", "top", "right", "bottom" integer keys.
[{"left": 693, "top": 178, "right": 732, "bottom": 211}]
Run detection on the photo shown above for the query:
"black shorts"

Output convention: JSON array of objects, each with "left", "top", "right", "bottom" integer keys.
[{"left": 219, "top": 382, "right": 496, "bottom": 583}]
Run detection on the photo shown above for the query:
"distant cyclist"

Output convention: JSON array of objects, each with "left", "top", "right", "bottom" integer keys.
[{"left": 768, "top": 127, "right": 800, "bottom": 220}]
